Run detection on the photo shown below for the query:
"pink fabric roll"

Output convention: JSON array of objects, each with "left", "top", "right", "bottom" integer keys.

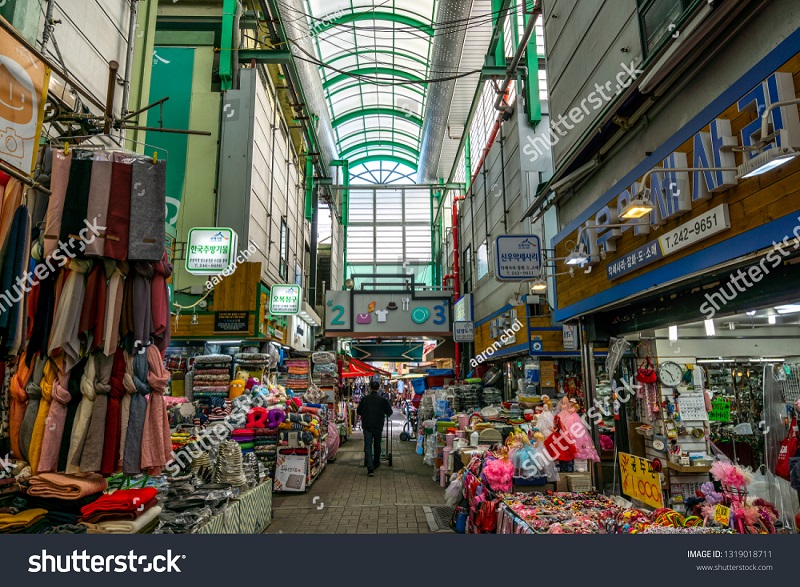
[
  {"left": 43, "top": 151, "right": 72, "bottom": 258},
  {"left": 140, "top": 346, "right": 171, "bottom": 475},
  {"left": 38, "top": 369, "right": 71, "bottom": 473}
]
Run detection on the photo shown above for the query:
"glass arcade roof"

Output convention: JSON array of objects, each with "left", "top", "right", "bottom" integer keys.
[{"left": 303, "top": 0, "right": 440, "bottom": 175}]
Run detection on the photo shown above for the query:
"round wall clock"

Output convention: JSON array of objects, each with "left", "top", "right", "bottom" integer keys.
[{"left": 657, "top": 361, "right": 684, "bottom": 388}]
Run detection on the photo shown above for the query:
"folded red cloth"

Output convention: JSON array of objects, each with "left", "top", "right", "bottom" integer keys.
[
  {"left": 81, "top": 498, "right": 158, "bottom": 524},
  {"left": 80, "top": 488, "right": 158, "bottom": 519}
]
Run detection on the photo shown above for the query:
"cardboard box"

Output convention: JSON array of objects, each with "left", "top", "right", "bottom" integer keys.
[{"left": 540, "top": 361, "right": 556, "bottom": 388}]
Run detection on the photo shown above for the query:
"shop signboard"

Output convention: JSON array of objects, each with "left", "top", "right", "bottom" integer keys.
[
  {"left": 214, "top": 311, "right": 249, "bottom": 334},
  {"left": 453, "top": 321, "right": 474, "bottom": 342},
  {"left": 709, "top": 398, "right": 732, "bottom": 422},
  {"left": 494, "top": 235, "right": 541, "bottom": 281},
  {"left": 453, "top": 293, "right": 473, "bottom": 322},
  {"left": 270, "top": 285, "right": 302, "bottom": 315},
  {"left": 619, "top": 452, "right": 664, "bottom": 510},
  {"left": 0, "top": 25, "right": 50, "bottom": 173},
  {"left": 186, "top": 228, "right": 238, "bottom": 275},
  {"left": 324, "top": 290, "right": 451, "bottom": 336},
  {"left": 562, "top": 325, "right": 577, "bottom": 350}
]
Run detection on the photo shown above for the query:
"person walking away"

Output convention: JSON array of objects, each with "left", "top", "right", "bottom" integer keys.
[{"left": 357, "top": 380, "right": 393, "bottom": 476}]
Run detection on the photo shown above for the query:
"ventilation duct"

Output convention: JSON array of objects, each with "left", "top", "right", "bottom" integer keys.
[{"left": 417, "top": 0, "right": 475, "bottom": 184}]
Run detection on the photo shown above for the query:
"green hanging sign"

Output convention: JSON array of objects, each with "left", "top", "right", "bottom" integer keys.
[{"left": 709, "top": 399, "right": 731, "bottom": 422}]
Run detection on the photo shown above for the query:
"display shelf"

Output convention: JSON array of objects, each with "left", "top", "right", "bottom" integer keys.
[{"left": 667, "top": 462, "right": 712, "bottom": 474}]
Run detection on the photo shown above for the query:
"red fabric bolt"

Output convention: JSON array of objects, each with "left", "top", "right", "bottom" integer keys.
[
  {"left": 101, "top": 349, "right": 128, "bottom": 476},
  {"left": 80, "top": 487, "right": 158, "bottom": 519},
  {"left": 79, "top": 263, "right": 108, "bottom": 352},
  {"left": 103, "top": 160, "right": 132, "bottom": 261}
]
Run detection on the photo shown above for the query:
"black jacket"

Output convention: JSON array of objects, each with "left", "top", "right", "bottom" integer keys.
[{"left": 357, "top": 392, "right": 393, "bottom": 430}]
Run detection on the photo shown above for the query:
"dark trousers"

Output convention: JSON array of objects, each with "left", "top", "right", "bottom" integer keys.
[{"left": 363, "top": 427, "right": 382, "bottom": 469}]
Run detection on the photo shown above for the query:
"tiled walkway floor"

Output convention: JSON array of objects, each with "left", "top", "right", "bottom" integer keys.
[{"left": 266, "top": 413, "right": 446, "bottom": 534}]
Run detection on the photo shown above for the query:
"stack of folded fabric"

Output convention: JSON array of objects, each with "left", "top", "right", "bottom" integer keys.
[
  {"left": 311, "top": 361, "right": 338, "bottom": 386},
  {"left": 281, "top": 359, "right": 310, "bottom": 394},
  {"left": 0, "top": 508, "right": 49, "bottom": 533},
  {"left": 205, "top": 397, "right": 232, "bottom": 425},
  {"left": 231, "top": 428, "right": 255, "bottom": 454},
  {"left": 215, "top": 440, "right": 245, "bottom": 488},
  {"left": 191, "top": 355, "right": 232, "bottom": 398},
  {"left": 253, "top": 428, "right": 278, "bottom": 477},
  {"left": 81, "top": 488, "right": 162, "bottom": 534},
  {"left": 23, "top": 493, "right": 103, "bottom": 528},
  {"left": 26, "top": 472, "right": 108, "bottom": 500},
  {"left": 234, "top": 353, "right": 269, "bottom": 381}
]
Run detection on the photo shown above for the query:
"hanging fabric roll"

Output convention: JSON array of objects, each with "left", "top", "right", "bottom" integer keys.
[
  {"left": 141, "top": 345, "right": 171, "bottom": 475},
  {"left": 38, "top": 365, "right": 73, "bottom": 473},
  {"left": 0, "top": 178, "right": 24, "bottom": 275},
  {"left": 83, "top": 153, "right": 112, "bottom": 257},
  {"left": 104, "top": 154, "right": 132, "bottom": 261},
  {"left": 65, "top": 355, "right": 97, "bottom": 474},
  {"left": 48, "top": 259, "right": 92, "bottom": 371},
  {"left": 43, "top": 150, "right": 72, "bottom": 258},
  {"left": 29, "top": 360, "right": 58, "bottom": 474},
  {"left": 129, "top": 262, "right": 153, "bottom": 353},
  {"left": 19, "top": 356, "right": 46, "bottom": 462},
  {"left": 58, "top": 153, "right": 93, "bottom": 245},
  {"left": 9, "top": 351, "right": 33, "bottom": 459},
  {"left": 123, "top": 350, "right": 150, "bottom": 475},
  {"left": 151, "top": 252, "right": 172, "bottom": 353},
  {"left": 128, "top": 158, "right": 166, "bottom": 261},
  {"left": 103, "top": 261, "right": 127, "bottom": 356},
  {"left": 57, "top": 358, "right": 87, "bottom": 471},
  {"left": 118, "top": 352, "right": 136, "bottom": 469},
  {"left": 101, "top": 349, "right": 127, "bottom": 475},
  {"left": 79, "top": 262, "right": 107, "bottom": 352},
  {"left": 79, "top": 353, "right": 113, "bottom": 472},
  {"left": 26, "top": 274, "right": 56, "bottom": 363},
  {"left": 0, "top": 206, "right": 31, "bottom": 356}
]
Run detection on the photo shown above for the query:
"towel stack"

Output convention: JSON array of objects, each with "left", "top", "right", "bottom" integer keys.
[
  {"left": 252, "top": 428, "right": 279, "bottom": 476},
  {"left": 231, "top": 428, "right": 255, "bottom": 454},
  {"left": 80, "top": 487, "right": 161, "bottom": 533},
  {"left": 191, "top": 355, "right": 232, "bottom": 426},
  {"left": 279, "top": 359, "right": 310, "bottom": 395}
]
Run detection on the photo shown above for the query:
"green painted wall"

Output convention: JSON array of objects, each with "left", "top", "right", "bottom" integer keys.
[{"left": 0, "top": 0, "right": 41, "bottom": 43}]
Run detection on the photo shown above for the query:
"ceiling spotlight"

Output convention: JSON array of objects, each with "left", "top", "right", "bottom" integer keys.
[
  {"left": 768, "top": 314, "right": 777, "bottom": 325},
  {"left": 728, "top": 322, "right": 735, "bottom": 331},
  {"left": 704, "top": 319, "right": 715, "bottom": 336},
  {"left": 530, "top": 278, "right": 547, "bottom": 292},
  {"left": 737, "top": 146, "right": 799, "bottom": 179},
  {"left": 746, "top": 310, "right": 756, "bottom": 316},
  {"left": 345, "top": 278, "right": 355, "bottom": 290},
  {"left": 668, "top": 325, "right": 678, "bottom": 341},
  {"left": 620, "top": 195, "right": 654, "bottom": 219},
  {"left": 565, "top": 248, "right": 590, "bottom": 266}
]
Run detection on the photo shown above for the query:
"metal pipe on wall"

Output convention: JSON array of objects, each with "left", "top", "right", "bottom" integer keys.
[{"left": 121, "top": 0, "right": 139, "bottom": 117}]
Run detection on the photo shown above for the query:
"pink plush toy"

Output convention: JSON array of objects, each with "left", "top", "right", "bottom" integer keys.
[{"left": 246, "top": 377, "right": 260, "bottom": 391}]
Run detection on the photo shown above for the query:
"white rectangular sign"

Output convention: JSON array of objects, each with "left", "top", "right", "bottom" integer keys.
[
  {"left": 453, "top": 321, "right": 475, "bottom": 342},
  {"left": 495, "top": 235, "right": 542, "bottom": 281},
  {"left": 186, "top": 228, "right": 238, "bottom": 275},
  {"left": 562, "top": 325, "right": 577, "bottom": 350},
  {"left": 270, "top": 285, "right": 302, "bottom": 315},
  {"left": 658, "top": 204, "right": 731, "bottom": 256}
]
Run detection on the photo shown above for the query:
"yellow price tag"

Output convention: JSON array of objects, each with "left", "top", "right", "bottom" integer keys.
[{"left": 714, "top": 504, "right": 731, "bottom": 526}]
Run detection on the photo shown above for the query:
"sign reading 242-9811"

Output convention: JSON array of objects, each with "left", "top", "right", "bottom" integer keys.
[{"left": 495, "top": 235, "right": 541, "bottom": 281}]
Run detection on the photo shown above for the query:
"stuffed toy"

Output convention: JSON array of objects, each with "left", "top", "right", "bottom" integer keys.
[
  {"left": 246, "top": 407, "right": 269, "bottom": 429},
  {"left": 229, "top": 379, "right": 246, "bottom": 400},
  {"left": 266, "top": 408, "right": 286, "bottom": 429},
  {"left": 246, "top": 377, "right": 260, "bottom": 391},
  {"left": 287, "top": 413, "right": 312, "bottom": 424}
]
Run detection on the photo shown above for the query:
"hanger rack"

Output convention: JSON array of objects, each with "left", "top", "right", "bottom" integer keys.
[{"left": 50, "top": 134, "right": 168, "bottom": 164}]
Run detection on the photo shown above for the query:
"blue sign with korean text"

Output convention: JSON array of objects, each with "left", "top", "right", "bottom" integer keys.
[{"left": 606, "top": 240, "right": 663, "bottom": 280}]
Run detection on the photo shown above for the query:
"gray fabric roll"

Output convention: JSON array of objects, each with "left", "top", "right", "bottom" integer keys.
[
  {"left": 18, "top": 357, "right": 46, "bottom": 462},
  {"left": 123, "top": 352, "right": 150, "bottom": 475},
  {"left": 127, "top": 159, "right": 166, "bottom": 261},
  {"left": 184, "top": 370, "right": 193, "bottom": 401},
  {"left": 84, "top": 158, "right": 113, "bottom": 257},
  {"left": 79, "top": 354, "right": 113, "bottom": 472}
]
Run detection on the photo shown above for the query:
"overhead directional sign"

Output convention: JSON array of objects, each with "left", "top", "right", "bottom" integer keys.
[{"left": 349, "top": 343, "right": 425, "bottom": 362}]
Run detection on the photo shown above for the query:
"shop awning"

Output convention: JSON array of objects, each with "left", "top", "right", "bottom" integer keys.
[{"left": 342, "top": 358, "right": 392, "bottom": 379}]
